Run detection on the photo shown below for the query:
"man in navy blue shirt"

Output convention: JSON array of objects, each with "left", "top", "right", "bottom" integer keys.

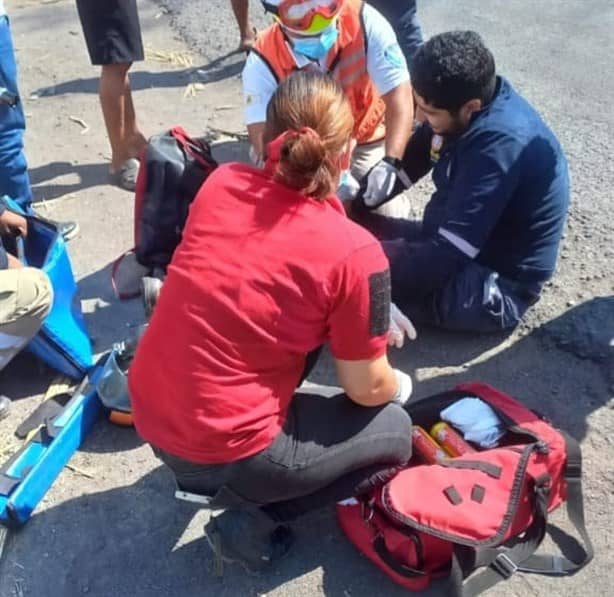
[{"left": 356, "top": 31, "right": 569, "bottom": 332}]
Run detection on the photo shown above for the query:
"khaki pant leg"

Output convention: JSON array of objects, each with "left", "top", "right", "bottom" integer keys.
[
  {"left": 351, "top": 140, "right": 410, "bottom": 219},
  {"left": 0, "top": 267, "right": 53, "bottom": 370}
]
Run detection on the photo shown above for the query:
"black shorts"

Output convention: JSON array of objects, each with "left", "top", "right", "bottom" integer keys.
[{"left": 76, "top": 0, "right": 144, "bottom": 65}]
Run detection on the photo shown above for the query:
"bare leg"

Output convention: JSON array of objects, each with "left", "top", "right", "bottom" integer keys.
[
  {"left": 99, "top": 63, "right": 146, "bottom": 172},
  {"left": 123, "top": 73, "right": 147, "bottom": 159},
  {"left": 230, "top": 0, "right": 256, "bottom": 50}
]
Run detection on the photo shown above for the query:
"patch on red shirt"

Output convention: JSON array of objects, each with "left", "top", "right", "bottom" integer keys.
[{"left": 368, "top": 269, "right": 390, "bottom": 337}]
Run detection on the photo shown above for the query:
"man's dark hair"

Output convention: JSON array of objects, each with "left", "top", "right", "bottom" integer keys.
[{"left": 410, "top": 31, "right": 497, "bottom": 112}]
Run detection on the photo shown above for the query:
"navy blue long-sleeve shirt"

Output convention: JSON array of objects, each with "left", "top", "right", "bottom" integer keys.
[{"left": 396, "top": 77, "right": 569, "bottom": 297}]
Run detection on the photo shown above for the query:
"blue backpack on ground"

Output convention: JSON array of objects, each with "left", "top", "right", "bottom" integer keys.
[{"left": 3, "top": 196, "right": 93, "bottom": 378}]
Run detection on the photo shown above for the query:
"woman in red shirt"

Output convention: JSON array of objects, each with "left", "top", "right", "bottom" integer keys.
[{"left": 128, "top": 71, "right": 415, "bottom": 573}]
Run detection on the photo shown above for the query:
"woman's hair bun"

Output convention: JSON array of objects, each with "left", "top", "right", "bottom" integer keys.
[
  {"left": 276, "top": 128, "right": 332, "bottom": 198},
  {"left": 265, "top": 71, "right": 355, "bottom": 199}
]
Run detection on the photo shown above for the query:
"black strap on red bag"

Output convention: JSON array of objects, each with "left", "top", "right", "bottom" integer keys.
[
  {"left": 337, "top": 385, "right": 594, "bottom": 596},
  {"left": 435, "top": 430, "right": 594, "bottom": 597}
]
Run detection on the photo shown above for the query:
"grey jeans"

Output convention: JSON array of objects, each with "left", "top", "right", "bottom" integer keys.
[{"left": 155, "top": 392, "right": 412, "bottom": 522}]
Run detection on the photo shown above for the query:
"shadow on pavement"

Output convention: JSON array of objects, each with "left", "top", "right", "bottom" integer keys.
[
  {"left": 30, "top": 52, "right": 246, "bottom": 98},
  {"left": 404, "top": 298, "right": 611, "bottom": 442},
  {"left": 2, "top": 302, "right": 609, "bottom": 594},
  {"left": 29, "top": 161, "right": 111, "bottom": 203},
  {"left": 0, "top": 351, "right": 54, "bottom": 401},
  {"left": 540, "top": 295, "right": 613, "bottom": 384},
  {"left": 0, "top": 466, "right": 422, "bottom": 597},
  {"left": 28, "top": 135, "right": 251, "bottom": 204},
  {"left": 308, "top": 298, "right": 611, "bottom": 443},
  {"left": 77, "top": 260, "right": 146, "bottom": 356}
]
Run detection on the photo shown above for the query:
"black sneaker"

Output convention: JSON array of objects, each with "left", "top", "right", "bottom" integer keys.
[
  {"left": 0, "top": 395, "right": 11, "bottom": 421},
  {"left": 204, "top": 509, "right": 294, "bottom": 575}
]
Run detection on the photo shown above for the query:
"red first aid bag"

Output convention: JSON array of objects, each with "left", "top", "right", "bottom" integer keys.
[{"left": 337, "top": 383, "right": 593, "bottom": 596}]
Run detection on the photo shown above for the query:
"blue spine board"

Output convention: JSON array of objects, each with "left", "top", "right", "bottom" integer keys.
[
  {"left": 2, "top": 196, "right": 93, "bottom": 378},
  {"left": 0, "top": 363, "right": 105, "bottom": 526}
]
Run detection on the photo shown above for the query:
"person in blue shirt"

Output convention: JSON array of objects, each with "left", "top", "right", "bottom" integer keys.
[
  {"left": 355, "top": 30, "right": 570, "bottom": 332},
  {"left": 0, "top": 4, "right": 77, "bottom": 239},
  {"left": 368, "top": 0, "right": 423, "bottom": 69}
]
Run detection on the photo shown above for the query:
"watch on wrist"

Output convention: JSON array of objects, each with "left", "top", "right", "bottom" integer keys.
[{"left": 382, "top": 155, "right": 403, "bottom": 170}]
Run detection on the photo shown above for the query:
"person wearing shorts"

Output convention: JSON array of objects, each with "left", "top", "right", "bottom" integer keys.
[
  {"left": 230, "top": 0, "right": 257, "bottom": 51},
  {"left": 76, "top": 0, "right": 147, "bottom": 191},
  {"left": 243, "top": 1, "right": 414, "bottom": 218}
]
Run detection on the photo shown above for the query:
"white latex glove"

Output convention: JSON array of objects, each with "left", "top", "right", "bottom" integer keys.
[
  {"left": 388, "top": 302, "right": 417, "bottom": 348},
  {"left": 364, "top": 159, "right": 398, "bottom": 206},
  {"left": 337, "top": 170, "right": 361, "bottom": 201},
  {"left": 392, "top": 368, "right": 413, "bottom": 406}
]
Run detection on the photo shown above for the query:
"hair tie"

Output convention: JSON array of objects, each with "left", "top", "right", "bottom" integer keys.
[
  {"left": 264, "top": 127, "right": 321, "bottom": 172},
  {"left": 295, "top": 126, "right": 319, "bottom": 139}
]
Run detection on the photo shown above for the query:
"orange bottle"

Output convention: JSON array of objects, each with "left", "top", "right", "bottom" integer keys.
[
  {"left": 430, "top": 422, "right": 476, "bottom": 457},
  {"left": 411, "top": 426, "right": 447, "bottom": 464}
]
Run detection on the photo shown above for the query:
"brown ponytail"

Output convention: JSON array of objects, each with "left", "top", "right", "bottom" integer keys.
[{"left": 265, "top": 71, "right": 354, "bottom": 199}]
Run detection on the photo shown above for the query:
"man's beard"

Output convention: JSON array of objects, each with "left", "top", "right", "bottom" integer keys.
[{"left": 442, "top": 114, "right": 466, "bottom": 138}]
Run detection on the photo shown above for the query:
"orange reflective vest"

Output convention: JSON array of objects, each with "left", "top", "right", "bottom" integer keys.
[{"left": 253, "top": 0, "right": 386, "bottom": 145}]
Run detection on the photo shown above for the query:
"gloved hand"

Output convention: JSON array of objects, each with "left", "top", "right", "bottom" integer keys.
[
  {"left": 364, "top": 158, "right": 398, "bottom": 207},
  {"left": 337, "top": 170, "right": 361, "bottom": 201},
  {"left": 388, "top": 302, "right": 417, "bottom": 348},
  {"left": 391, "top": 368, "right": 413, "bottom": 406}
]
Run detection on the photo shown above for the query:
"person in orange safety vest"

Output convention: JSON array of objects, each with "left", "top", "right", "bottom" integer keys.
[{"left": 243, "top": 0, "right": 414, "bottom": 212}]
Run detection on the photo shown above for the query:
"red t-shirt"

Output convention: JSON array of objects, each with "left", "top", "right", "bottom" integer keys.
[{"left": 128, "top": 162, "right": 390, "bottom": 463}]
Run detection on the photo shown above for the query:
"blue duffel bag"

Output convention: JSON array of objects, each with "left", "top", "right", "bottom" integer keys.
[{"left": 3, "top": 197, "right": 93, "bottom": 378}]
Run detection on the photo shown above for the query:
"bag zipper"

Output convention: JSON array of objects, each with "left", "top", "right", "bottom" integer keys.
[
  {"left": 374, "top": 503, "right": 425, "bottom": 570},
  {"left": 363, "top": 495, "right": 427, "bottom": 573},
  {"left": 409, "top": 390, "right": 548, "bottom": 452}
]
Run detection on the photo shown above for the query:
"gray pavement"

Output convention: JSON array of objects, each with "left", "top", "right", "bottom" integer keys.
[{"left": 0, "top": 1, "right": 612, "bottom": 596}]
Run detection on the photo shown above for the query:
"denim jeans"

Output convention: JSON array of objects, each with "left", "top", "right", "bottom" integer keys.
[
  {"left": 0, "top": 15, "right": 32, "bottom": 211},
  {"left": 156, "top": 393, "right": 412, "bottom": 523},
  {"left": 368, "top": 0, "right": 423, "bottom": 69}
]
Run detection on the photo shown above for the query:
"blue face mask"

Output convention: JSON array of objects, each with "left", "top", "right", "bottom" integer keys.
[{"left": 290, "top": 24, "right": 339, "bottom": 60}]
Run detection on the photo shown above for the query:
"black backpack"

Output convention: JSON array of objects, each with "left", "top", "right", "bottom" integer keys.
[
  {"left": 113, "top": 126, "right": 217, "bottom": 299},
  {"left": 134, "top": 126, "right": 217, "bottom": 269}
]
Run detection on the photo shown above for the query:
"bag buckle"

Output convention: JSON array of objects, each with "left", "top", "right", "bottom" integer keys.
[
  {"left": 491, "top": 553, "right": 518, "bottom": 579},
  {"left": 565, "top": 459, "right": 582, "bottom": 479},
  {"left": 360, "top": 499, "right": 375, "bottom": 525}
]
